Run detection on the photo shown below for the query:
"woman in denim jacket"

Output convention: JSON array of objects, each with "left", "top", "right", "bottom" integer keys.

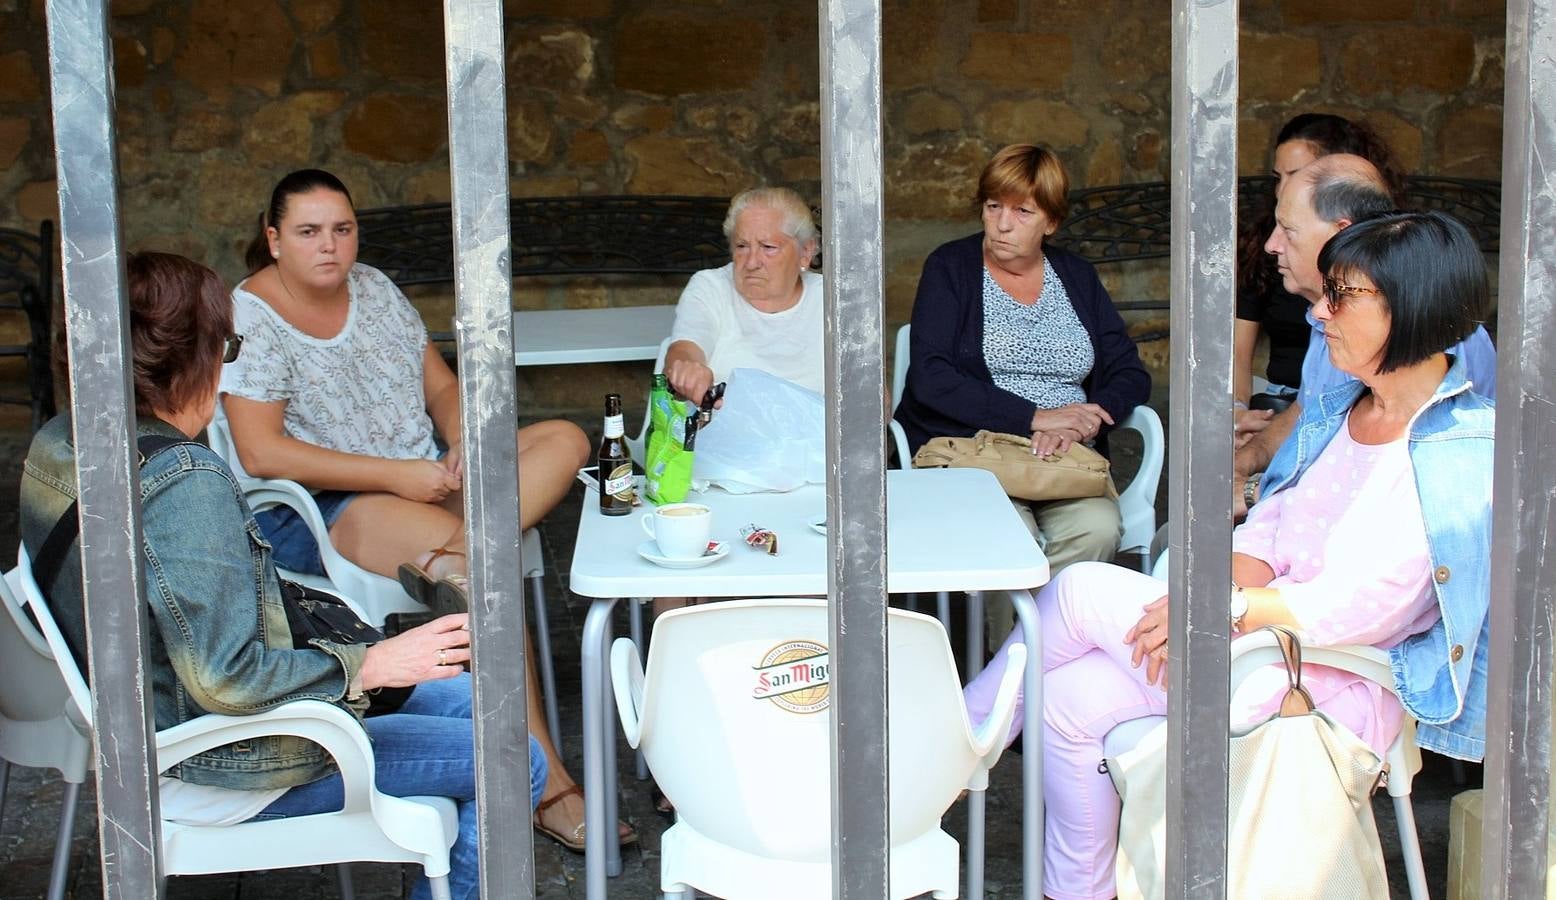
[
  {"left": 963, "top": 211, "right": 1493, "bottom": 900},
  {"left": 19, "top": 252, "right": 543, "bottom": 900}
]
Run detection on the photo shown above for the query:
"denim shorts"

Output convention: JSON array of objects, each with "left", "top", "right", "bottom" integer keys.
[{"left": 253, "top": 490, "right": 357, "bottom": 577}]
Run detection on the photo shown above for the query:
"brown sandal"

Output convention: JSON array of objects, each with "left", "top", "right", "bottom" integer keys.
[
  {"left": 397, "top": 547, "right": 466, "bottom": 611},
  {"left": 533, "top": 784, "right": 639, "bottom": 853}
]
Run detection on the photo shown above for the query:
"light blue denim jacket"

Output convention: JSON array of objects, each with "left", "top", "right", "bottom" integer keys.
[
  {"left": 19, "top": 415, "right": 368, "bottom": 789},
  {"left": 1259, "top": 355, "right": 1493, "bottom": 761}
]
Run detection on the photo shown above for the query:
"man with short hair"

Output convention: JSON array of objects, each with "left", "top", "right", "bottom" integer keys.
[{"left": 1234, "top": 154, "right": 1498, "bottom": 516}]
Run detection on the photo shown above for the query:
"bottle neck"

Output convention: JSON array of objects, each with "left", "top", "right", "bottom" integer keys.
[{"left": 603, "top": 414, "right": 624, "bottom": 438}]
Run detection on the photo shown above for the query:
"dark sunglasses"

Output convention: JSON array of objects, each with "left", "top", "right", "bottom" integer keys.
[
  {"left": 223, "top": 334, "right": 244, "bottom": 364},
  {"left": 1321, "top": 277, "right": 1384, "bottom": 315}
]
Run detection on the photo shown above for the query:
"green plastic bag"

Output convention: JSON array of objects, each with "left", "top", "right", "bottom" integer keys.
[{"left": 645, "top": 397, "right": 696, "bottom": 505}]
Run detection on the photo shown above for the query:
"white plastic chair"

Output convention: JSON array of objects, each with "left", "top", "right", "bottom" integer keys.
[
  {"left": 0, "top": 563, "right": 92, "bottom": 900},
  {"left": 610, "top": 597, "right": 1026, "bottom": 899},
  {"left": 891, "top": 324, "right": 1163, "bottom": 571},
  {"left": 1101, "top": 629, "right": 1428, "bottom": 900},
  {"left": 206, "top": 414, "right": 562, "bottom": 742},
  {"left": 11, "top": 545, "right": 461, "bottom": 900}
]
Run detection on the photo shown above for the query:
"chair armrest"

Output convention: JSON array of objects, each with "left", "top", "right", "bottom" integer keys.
[
  {"left": 1114, "top": 405, "right": 1164, "bottom": 519},
  {"left": 889, "top": 420, "right": 911, "bottom": 469},
  {"left": 1229, "top": 630, "right": 1393, "bottom": 691},
  {"left": 156, "top": 700, "right": 378, "bottom": 814},
  {"left": 969, "top": 642, "right": 1027, "bottom": 765},
  {"left": 609, "top": 637, "right": 647, "bottom": 750}
]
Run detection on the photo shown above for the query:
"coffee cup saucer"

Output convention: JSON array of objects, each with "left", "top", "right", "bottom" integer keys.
[{"left": 637, "top": 540, "right": 730, "bottom": 569}]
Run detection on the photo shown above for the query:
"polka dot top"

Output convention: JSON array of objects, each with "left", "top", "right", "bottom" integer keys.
[{"left": 980, "top": 262, "right": 1093, "bottom": 412}]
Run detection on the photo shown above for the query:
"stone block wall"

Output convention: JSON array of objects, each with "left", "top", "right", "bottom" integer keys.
[{"left": 0, "top": 0, "right": 1507, "bottom": 408}]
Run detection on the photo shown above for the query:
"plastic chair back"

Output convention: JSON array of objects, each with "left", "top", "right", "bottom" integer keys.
[
  {"left": 628, "top": 598, "right": 978, "bottom": 861},
  {"left": 0, "top": 561, "right": 92, "bottom": 782}
]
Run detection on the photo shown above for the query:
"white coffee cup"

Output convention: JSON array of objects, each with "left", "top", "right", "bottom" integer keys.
[{"left": 641, "top": 503, "right": 712, "bottom": 560}]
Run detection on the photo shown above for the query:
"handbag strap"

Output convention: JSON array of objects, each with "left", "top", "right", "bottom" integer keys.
[
  {"left": 32, "top": 434, "right": 189, "bottom": 597},
  {"left": 1262, "top": 625, "right": 1316, "bottom": 717}
]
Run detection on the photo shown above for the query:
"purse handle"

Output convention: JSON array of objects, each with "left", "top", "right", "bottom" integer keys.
[{"left": 1262, "top": 625, "right": 1316, "bottom": 717}]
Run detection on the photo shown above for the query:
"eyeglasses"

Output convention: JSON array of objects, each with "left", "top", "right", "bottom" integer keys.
[
  {"left": 222, "top": 334, "right": 244, "bottom": 364},
  {"left": 1321, "top": 277, "right": 1384, "bottom": 315}
]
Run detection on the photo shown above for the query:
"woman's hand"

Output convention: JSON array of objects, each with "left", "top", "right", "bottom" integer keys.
[
  {"left": 1031, "top": 403, "right": 1114, "bottom": 442},
  {"left": 442, "top": 441, "right": 465, "bottom": 482},
  {"left": 1030, "top": 428, "right": 1083, "bottom": 458},
  {"left": 394, "top": 458, "right": 462, "bottom": 503},
  {"left": 664, "top": 357, "right": 716, "bottom": 405},
  {"left": 1124, "top": 594, "right": 1171, "bottom": 690},
  {"left": 359, "top": 614, "right": 471, "bottom": 690}
]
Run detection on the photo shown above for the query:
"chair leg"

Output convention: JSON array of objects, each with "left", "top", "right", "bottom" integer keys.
[
  {"left": 630, "top": 599, "right": 650, "bottom": 781},
  {"left": 530, "top": 573, "right": 562, "bottom": 743},
  {"left": 1393, "top": 794, "right": 1430, "bottom": 900},
  {"left": 427, "top": 874, "right": 454, "bottom": 900},
  {"left": 46, "top": 781, "right": 81, "bottom": 900},
  {"left": 334, "top": 862, "right": 355, "bottom": 900},
  {"left": 965, "top": 591, "right": 986, "bottom": 673},
  {"left": 966, "top": 788, "right": 986, "bottom": 900}
]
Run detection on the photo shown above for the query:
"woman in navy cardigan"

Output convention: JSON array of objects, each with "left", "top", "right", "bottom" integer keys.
[{"left": 894, "top": 144, "right": 1151, "bottom": 578}]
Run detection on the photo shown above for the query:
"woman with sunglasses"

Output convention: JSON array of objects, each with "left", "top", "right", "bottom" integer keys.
[
  {"left": 220, "top": 169, "right": 630, "bottom": 851},
  {"left": 20, "top": 252, "right": 546, "bottom": 900},
  {"left": 963, "top": 211, "right": 1494, "bottom": 900}
]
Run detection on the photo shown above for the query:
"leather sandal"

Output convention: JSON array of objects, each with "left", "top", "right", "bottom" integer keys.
[
  {"left": 533, "top": 784, "right": 638, "bottom": 853},
  {"left": 397, "top": 547, "right": 465, "bottom": 611}
]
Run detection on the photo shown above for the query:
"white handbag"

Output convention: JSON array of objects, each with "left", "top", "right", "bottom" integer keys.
[{"left": 1104, "top": 626, "right": 1390, "bottom": 900}]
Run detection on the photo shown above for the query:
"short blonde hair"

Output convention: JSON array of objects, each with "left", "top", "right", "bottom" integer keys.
[
  {"left": 976, "top": 144, "right": 1070, "bottom": 226},
  {"left": 723, "top": 187, "right": 819, "bottom": 250}
]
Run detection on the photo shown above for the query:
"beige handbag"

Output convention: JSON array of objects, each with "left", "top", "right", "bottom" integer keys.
[
  {"left": 910, "top": 430, "right": 1116, "bottom": 502},
  {"left": 1105, "top": 626, "right": 1389, "bottom": 900}
]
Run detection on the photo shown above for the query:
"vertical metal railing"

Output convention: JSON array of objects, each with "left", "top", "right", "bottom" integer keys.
[
  {"left": 1482, "top": 0, "right": 1556, "bottom": 895},
  {"left": 442, "top": 2, "right": 536, "bottom": 897},
  {"left": 43, "top": 1, "right": 166, "bottom": 898},
  {"left": 1165, "top": 0, "right": 1238, "bottom": 896},
  {"left": 818, "top": 0, "right": 890, "bottom": 895}
]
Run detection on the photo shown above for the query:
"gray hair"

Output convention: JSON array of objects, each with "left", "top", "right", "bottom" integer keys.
[
  {"left": 722, "top": 187, "right": 819, "bottom": 250},
  {"left": 1305, "top": 163, "right": 1395, "bottom": 226}
]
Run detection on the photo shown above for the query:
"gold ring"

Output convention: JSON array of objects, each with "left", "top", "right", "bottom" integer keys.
[{"left": 437, "top": 649, "right": 448, "bottom": 667}]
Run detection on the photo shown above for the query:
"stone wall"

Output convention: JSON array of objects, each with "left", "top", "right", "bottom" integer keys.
[{"left": 0, "top": 0, "right": 1507, "bottom": 407}]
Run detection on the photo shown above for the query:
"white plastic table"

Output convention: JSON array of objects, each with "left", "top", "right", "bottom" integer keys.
[
  {"left": 512, "top": 305, "right": 677, "bottom": 366},
  {"left": 570, "top": 467, "right": 1051, "bottom": 899}
]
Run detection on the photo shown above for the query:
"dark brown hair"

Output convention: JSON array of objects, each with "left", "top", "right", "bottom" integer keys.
[
  {"left": 976, "top": 144, "right": 1071, "bottom": 226},
  {"left": 124, "top": 252, "right": 233, "bottom": 416},
  {"left": 243, "top": 168, "right": 354, "bottom": 274}
]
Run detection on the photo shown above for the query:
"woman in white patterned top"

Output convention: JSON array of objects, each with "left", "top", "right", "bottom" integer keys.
[{"left": 221, "top": 169, "right": 629, "bottom": 852}]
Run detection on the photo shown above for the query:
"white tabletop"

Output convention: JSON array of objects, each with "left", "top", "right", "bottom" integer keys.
[
  {"left": 569, "top": 467, "right": 1049, "bottom": 598},
  {"left": 512, "top": 305, "right": 676, "bottom": 366}
]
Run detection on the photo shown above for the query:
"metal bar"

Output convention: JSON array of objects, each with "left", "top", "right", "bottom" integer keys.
[
  {"left": 1481, "top": 0, "right": 1556, "bottom": 895},
  {"left": 818, "top": 0, "right": 889, "bottom": 894},
  {"left": 1165, "top": 0, "right": 1238, "bottom": 895},
  {"left": 44, "top": 1, "right": 165, "bottom": 897},
  {"left": 442, "top": 2, "right": 535, "bottom": 897}
]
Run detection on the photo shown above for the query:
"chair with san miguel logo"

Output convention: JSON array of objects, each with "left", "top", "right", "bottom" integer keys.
[{"left": 609, "top": 597, "right": 1026, "bottom": 899}]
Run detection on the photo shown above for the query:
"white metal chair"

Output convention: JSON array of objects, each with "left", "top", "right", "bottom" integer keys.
[
  {"left": 205, "top": 414, "right": 563, "bottom": 742},
  {"left": 1101, "top": 629, "right": 1429, "bottom": 900},
  {"left": 890, "top": 324, "right": 1164, "bottom": 571},
  {"left": 0, "top": 561, "right": 93, "bottom": 900},
  {"left": 11, "top": 545, "right": 461, "bottom": 900},
  {"left": 610, "top": 598, "right": 1026, "bottom": 899}
]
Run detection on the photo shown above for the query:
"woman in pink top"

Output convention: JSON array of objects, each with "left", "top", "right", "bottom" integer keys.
[{"left": 963, "top": 209, "right": 1494, "bottom": 900}]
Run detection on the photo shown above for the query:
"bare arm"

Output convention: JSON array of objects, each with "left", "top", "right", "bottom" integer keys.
[
  {"left": 222, "top": 394, "right": 458, "bottom": 502},
  {"left": 1233, "top": 319, "right": 1261, "bottom": 405},
  {"left": 421, "top": 344, "right": 464, "bottom": 478},
  {"left": 662, "top": 339, "right": 715, "bottom": 403}
]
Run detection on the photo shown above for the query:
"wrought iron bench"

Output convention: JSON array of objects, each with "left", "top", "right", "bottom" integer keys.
[{"left": 0, "top": 221, "right": 56, "bottom": 433}]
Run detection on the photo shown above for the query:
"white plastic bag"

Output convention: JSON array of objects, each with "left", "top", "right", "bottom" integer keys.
[{"left": 694, "top": 368, "right": 826, "bottom": 493}]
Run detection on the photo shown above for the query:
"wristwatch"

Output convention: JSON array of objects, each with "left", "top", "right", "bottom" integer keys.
[
  {"left": 1230, "top": 584, "right": 1249, "bottom": 633},
  {"left": 1242, "top": 474, "right": 1260, "bottom": 511}
]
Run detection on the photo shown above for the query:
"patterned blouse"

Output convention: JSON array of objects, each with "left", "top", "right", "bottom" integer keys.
[{"left": 980, "top": 262, "right": 1093, "bottom": 411}]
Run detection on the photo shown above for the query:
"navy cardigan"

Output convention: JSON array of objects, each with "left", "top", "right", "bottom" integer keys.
[{"left": 894, "top": 234, "right": 1151, "bottom": 456}]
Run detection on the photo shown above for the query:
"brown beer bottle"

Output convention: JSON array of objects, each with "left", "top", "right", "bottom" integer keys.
[{"left": 598, "top": 393, "right": 633, "bottom": 516}]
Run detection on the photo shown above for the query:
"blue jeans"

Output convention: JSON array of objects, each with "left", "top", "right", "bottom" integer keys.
[
  {"left": 251, "top": 674, "right": 547, "bottom": 900},
  {"left": 252, "top": 489, "right": 357, "bottom": 575}
]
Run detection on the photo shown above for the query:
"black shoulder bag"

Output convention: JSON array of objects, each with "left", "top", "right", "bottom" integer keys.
[{"left": 32, "top": 434, "right": 411, "bottom": 716}]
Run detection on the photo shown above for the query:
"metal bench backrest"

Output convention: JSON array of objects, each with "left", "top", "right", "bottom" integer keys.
[{"left": 0, "top": 221, "right": 56, "bottom": 432}]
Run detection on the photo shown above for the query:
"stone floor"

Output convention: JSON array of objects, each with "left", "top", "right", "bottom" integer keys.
[{"left": 0, "top": 396, "right": 1476, "bottom": 898}]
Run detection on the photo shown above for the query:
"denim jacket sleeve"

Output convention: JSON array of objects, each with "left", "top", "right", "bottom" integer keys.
[{"left": 139, "top": 456, "right": 366, "bottom": 715}]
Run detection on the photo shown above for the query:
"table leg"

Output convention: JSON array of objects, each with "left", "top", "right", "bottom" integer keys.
[
  {"left": 1008, "top": 588, "right": 1043, "bottom": 900},
  {"left": 630, "top": 599, "right": 650, "bottom": 781},
  {"left": 602, "top": 614, "right": 622, "bottom": 877},
  {"left": 966, "top": 590, "right": 985, "bottom": 674},
  {"left": 966, "top": 789, "right": 986, "bottom": 900},
  {"left": 581, "top": 597, "right": 621, "bottom": 900}
]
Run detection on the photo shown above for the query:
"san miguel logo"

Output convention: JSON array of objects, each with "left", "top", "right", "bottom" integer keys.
[{"left": 751, "top": 639, "right": 831, "bottom": 714}]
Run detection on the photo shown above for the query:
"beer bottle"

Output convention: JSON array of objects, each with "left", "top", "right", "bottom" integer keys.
[{"left": 598, "top": 393, "right": 633, "bottom": 516}]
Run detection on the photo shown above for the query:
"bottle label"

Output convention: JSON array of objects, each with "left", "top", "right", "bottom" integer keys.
[
  {"left": 603, "top": 414, "right": 625, "bottom": 438},
  {"left": 603, "top": 462, "right": 634, "bottom": 499}
]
